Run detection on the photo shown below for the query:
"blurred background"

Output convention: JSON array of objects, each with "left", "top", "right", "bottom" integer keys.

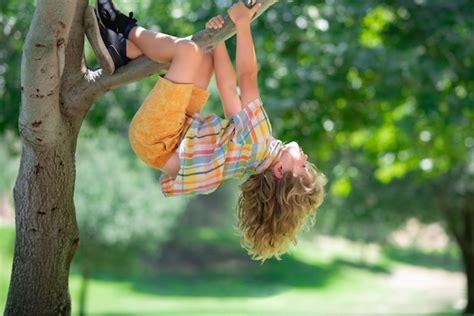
[{"left": 1, "top": 0, "right": 473, "bottom": 315}]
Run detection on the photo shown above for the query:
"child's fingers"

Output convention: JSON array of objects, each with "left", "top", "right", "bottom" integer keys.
[
  {"left": 213, "top": 19, "right": 224, "bottom": 29},
  {"left": 207, "top": 16, "right": 224, "bottom": 29},
  {"left": 250, "top": 2, "right": 262, "bottom": 15},
  {"left": 207, "top": 21, "right": 216, "bottom": 29},
  {"left": 212, "top": 16, "right": 224, "bottom": 27}
]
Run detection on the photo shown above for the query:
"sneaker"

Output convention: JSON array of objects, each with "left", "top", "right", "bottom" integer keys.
[
  {"left": 96, "top": 0, "right": 138, "bottom": 38},
  {"left": 84, "top": 6, "right": 129, "bottom": 74}
]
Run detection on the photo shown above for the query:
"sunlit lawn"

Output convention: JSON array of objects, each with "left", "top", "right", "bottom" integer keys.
[
  {"left": 66, "top": 267, "right": 460, "bottom": 316},
  {"left": 0, "top": 225, "right": 465, "bottom": 315}
]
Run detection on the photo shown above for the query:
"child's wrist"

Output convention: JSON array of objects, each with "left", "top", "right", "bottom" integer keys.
[
  {"left": 235, "top": 22, "right": 251, "bottom": 34},
  {"left": 235, "top": 20, "right": 251, "bottom": 28}
]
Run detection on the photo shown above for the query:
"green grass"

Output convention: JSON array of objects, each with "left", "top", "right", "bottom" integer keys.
[
  {"left": 0, "top": 226, "right": 465, "bottom": 315},
  {"left": 68, "top": 273, "right": 381, "bottom": 315},
  {"left": 0, "top": 225, "right": 15, "bottom": 309},
  {"left": 66, "top": 264, "right": 461, "bottom": 316}
]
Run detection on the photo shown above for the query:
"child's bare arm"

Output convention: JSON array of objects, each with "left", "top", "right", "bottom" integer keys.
[
  {"left": 214, "top": 43, "right": 242, "bottom": 118},
  {"left": 207, "top": 16, "right": 242, "bottom": 117},
  {"left": 228, "top": 2, "right": 262, "bottom": 106}
]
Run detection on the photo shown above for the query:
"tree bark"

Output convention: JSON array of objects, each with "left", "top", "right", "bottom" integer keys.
[
  {"left": 438, "top": 171, "right": 474, "bottom": 315},
  {"left": 4, "top": 1, "right": 277, "bottom": 315},
  {"left": 463, "top": 245, "right": 474, "bottom": 314},
  {"left": 5, "top": 145, "right": 80, "bottom": 315},
  {"left": 461, "top": 193, "right": 474, "bottom": 314},
  {"left": 443, "top": 209, "right": 474, "bottom": 315}
]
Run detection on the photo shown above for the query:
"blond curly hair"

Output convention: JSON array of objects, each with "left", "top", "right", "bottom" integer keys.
[{"left": 237, "top": 162, "right": 327, "bottom": 261}]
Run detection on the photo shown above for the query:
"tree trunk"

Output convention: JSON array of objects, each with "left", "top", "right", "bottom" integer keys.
[
  {"left": 5, "top": 142, "right": 80, "bottom": 315},
  {"left": 461, "top": 193, "right": 474, "bottom": 314},
  {"left": 4, "top": 0, "right": 85, "bottom": 314},
  {"left": 4, "top": 1, "right": 277, "bottom": 314},
  {"left": 439, "top": 172, "right": 474, "bottom": 315},
  {"left": 78, "top": 268, "right": 90, "bottom": 316},
  {"left": 463, "top": 246, "right": 474, "bottom": 314}
]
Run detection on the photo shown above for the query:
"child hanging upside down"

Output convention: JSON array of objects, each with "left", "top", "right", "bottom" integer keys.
[{"left": 89, "top": 0, "right": 327, "bottom": 260}]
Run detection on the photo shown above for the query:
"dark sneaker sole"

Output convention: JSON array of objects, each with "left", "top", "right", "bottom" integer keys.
[
  {"left": 96, "top": 0, "right": 122, "bottom": 33},
  {"left": 96, "top": 0, "right": 115, "bottom": 32},
  {"left": 96, "top": 0, "right": 138, "bottom": 38},
  {"left": 84, "top": 6, "right": 115, "bottom": 74}
]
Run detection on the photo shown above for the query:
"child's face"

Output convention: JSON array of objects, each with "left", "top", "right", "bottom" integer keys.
[{"left": 272, "top": 141, "right": 311, "bottom": 181}]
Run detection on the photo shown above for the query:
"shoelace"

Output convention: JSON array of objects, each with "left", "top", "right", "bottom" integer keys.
[{"left": 128, "top": 12, "right": 137, "bottom": 22}]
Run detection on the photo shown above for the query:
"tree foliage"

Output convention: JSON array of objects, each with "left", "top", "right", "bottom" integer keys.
[{"left": 74, "top": 126, "right": 189, "bottom": 272}]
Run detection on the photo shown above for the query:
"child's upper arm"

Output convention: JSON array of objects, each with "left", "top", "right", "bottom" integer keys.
[
  {"left": 219, "top": 85, "right": 242, "bottom": 118},
  {"left": 239, "top": 72, "right": 260, "bottom": 107}
]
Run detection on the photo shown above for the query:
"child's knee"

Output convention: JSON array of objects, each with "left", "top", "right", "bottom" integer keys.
[{"left": 176, "top": 39, "right": 202, "bottom": 60}]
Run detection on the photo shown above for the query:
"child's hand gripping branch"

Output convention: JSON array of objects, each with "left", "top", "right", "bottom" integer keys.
[{"left": 91, "top": 0, "right": 326, "bottom": 261}]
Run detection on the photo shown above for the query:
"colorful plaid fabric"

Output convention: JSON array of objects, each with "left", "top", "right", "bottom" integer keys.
[{"left": 160, "top": 98, "right": 282, "bottom": 196}]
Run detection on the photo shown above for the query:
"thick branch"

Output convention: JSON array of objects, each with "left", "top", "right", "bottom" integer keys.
[
  {"left": 61, "top": 0, "right": 89, "bottom": 93},
  {"left": 20, "top": 0, "right": 77, "bottom": 145},
  {"left": 70, "top": 0, "right": 277, "bottom": 114},
  {"left": 192, "top": 0, "right": 277, "bottom": 52}
]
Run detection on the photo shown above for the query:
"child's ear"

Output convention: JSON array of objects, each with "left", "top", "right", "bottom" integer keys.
[{"left": 271, "top": 161, "right": 284, "bottom": 179}]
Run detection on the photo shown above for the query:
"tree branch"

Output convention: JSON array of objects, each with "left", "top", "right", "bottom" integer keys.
[
  {"left": 61, "top": 0, "right": 89, "bottom": 93},
  {"left": 69, "top": 0, "right": 277, "bottom": 115}
]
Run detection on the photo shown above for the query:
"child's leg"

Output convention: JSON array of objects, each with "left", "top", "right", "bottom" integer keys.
[
  {"left": 127, "top": 26, "right": 180, "bottom": 63},
  {"left": 126, "top": 25, "right": 203, "bottom": 84},
  {"left": 163, "top": 39, "right": 203, "bottom": 84},
  {"left": 192, "top": 52, "right": 213, "bottom": 90},
  {"left": 184, "top": 52, "right": 213, "bottom": 116},
  {"left": 125, "top": 36, "right": 212, "bottom": 117},
  {"left": 128, "top": 32, "right": 208, "bottom": 168},
  {"left": 125, "top": 40, "right": 143, "bottom": 59},
  {"left": 125, "top": 36, "right": 213, "bottom": 90}
]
